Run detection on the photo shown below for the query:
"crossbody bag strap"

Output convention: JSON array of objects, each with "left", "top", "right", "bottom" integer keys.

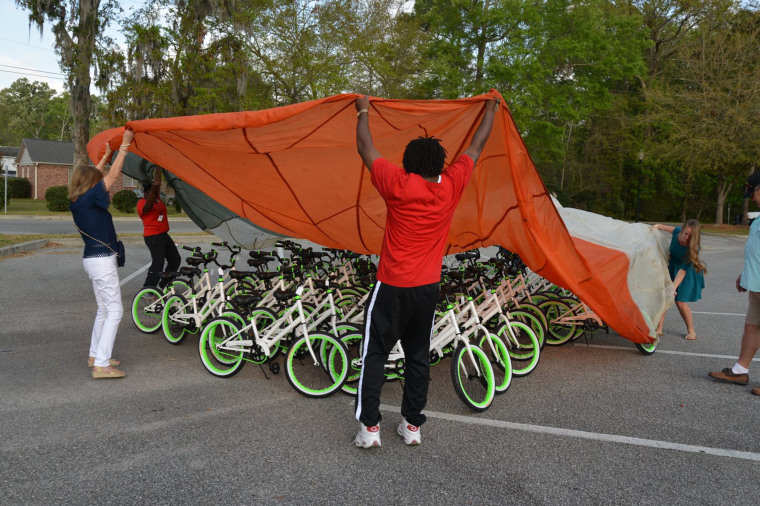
[{"left": 74, "top": 224, "right": 119, "bottom": 254}]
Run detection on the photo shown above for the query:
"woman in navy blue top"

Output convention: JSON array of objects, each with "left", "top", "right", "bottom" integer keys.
[
  {"left": 652, "top": 220, "right": 707, "bottom": 340},
  {"left": 69, "top": 129, "right": 134, "bottom": 379}
]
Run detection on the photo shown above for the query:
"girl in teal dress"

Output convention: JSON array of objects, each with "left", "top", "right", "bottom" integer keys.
[{"left": 653, "top": 219, "right": 707, "bottom": 340}]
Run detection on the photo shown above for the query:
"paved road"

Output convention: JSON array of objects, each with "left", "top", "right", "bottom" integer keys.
[
  {"left": 1, "top": 233, "right": 758, "bottom": 504},
  {"left": 0, "top": 215, "right": 202, "bottom": 235}
]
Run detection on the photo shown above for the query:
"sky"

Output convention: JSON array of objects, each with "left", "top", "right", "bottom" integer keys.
[
  {"left": 0, "top": 0, "right": 66, "bottom": 93},
  {"left": 0, "top": 0, "right": 138, "bottom": 94}
]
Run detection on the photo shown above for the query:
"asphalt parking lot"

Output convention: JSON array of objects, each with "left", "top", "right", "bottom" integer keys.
[{"left": 1, "top": 232, "right": 759, "bottom": 505}]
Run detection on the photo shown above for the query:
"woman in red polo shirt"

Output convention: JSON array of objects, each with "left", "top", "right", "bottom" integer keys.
[{"left": 137, "top": 168, "right": 181, "bottom": 290}]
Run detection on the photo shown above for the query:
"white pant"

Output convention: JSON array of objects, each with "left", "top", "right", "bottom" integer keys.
[{"left": 83, "top": 255, "right": 123, "bottom": 367}]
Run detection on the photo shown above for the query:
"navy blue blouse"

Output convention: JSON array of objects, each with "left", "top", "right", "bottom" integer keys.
[{"left": 70, "top": 180, "right": 118, "bottom": 258}]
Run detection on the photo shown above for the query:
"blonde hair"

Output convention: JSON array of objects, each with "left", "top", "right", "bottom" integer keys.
[
  {"left": 69, "top": 166, "right": 103, "bottom": 202},
  {"left": 682, "top": 219, "right": 707, "bottom": 274}
]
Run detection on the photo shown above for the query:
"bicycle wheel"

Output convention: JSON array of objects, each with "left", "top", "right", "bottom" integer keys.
[
  {"left": 539, "top": 299, "right": 579, "bottom": 346},
  {"left": 162, "top": 294, "right": 189, "bottom": 345},
  {"left": 635, "top": 335, "right": 659, "bottom": 355},
  {"left": 131, "top": 287, "right": 163, "bottom": 333},
  {"left": 515, "top": 302, "right": 547, "bottom": 347},
  {"left": 450, "top": 343, "right": 495, "bottom": 411},
  {"left": 497, "top": 321, "right": 540, "bottom": 377},
  {"left": 333, "top": 331, "right": 363, "bottom": 396},
  {"left": 216, "top": 309, "right": 247, "bottom": 329},
  {"left": 168, "top": 279, "right": 192, "bottom": 297},
  {"left": 319, "top": 321, "right": 361, "bottom": 369},
  {"left": 198, "top": 317, "right": 246, "bottom": 377},
  {"left": 509, "top": 309, "right": 546, "bottom": 350},
  {"left": 478, "top": 333, "right": 512, "bottom": 393},
  {"left": 286, "top": 332, "right": 348, "bottom": 398}
]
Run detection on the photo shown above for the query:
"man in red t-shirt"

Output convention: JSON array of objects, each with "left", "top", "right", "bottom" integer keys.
[
  {"left": 137, "top": 168, "right": 180, "bottom": 289},
  {"left": 353, "top": 95, "right": 498, "bottom": 448}
]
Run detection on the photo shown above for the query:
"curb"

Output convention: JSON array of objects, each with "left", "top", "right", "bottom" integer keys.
[
  {"left": 0, "top": 239, "right": 50, "bottom": 258},
  {"left": 1, "top": 234, "right": 214, "bottom": 255},
  {"left": 0, "top": 214, "right": 193, "bottom": 222}
]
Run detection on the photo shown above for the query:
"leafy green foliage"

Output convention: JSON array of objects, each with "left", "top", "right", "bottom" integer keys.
[
  {"left": 0, "top": 79, "right": 74, "bottom": 145},
  {"left": 112, "top": 189, "right": 139, "bottom": 213},
  {"left": 7, "top": 178, "right": 31, "bottom": 199},
  {"left": 10, "top": 0, "right": 760, "bottom": 223},
  {"left": 45, "top": 186, "right": 70, "bottom": 212},
  {"left": 0, "top": 182, "right": 7, "bottom": 207}
]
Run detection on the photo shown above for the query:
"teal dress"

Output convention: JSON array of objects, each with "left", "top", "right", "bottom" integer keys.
[{"left": 668, "top": 227, "right": 705, "bottom": 302}]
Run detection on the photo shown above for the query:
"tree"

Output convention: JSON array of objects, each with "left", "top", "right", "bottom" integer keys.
[
  {"left": 413, "top": 0, "right": 521, "bottom": 98},
  {"left": 648, "top": 5, "right": 760, "bottom": 223},
  {"left": 17, "top": 0, "right": 117, "bottom": 170},
  {"left": 0, "top": 79, "right": 74, "bottom": 144},
  {"left": 0, "top": 78, "right": 56, "bottom": 140}
]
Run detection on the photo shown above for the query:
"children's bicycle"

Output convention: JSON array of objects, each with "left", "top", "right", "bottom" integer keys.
[{"left": 198, "top": 286, "right": 350, "bottom": 398}]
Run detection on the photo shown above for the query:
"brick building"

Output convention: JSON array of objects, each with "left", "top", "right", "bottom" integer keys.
[{"left": 14, "top": 138, "right": 138, "bottom": 199}]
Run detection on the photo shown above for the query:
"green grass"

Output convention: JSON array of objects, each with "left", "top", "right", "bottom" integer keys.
[
  {"left": 0, "top": 234, "right": 60, "bottom": 248},
  {"left": 701, "top": 224, "right": 749, "bottom": 236},
  {"left": 2, "top": 198, "right": 184, "bottom": 217}
]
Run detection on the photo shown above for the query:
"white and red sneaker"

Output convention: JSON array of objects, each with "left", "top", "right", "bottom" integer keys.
[
  {"left": 397, "top": 418, "right": 421, "bottom": 446},
  {"left": 354, "top": 423, "right": 381, "bottom": 448}
]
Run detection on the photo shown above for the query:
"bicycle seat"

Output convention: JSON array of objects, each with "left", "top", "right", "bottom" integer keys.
[
  {"left": 256, "top": 272, "right": 279, "bottom": 280},
  {"left": 159, "top": 272, "right": 181, "bottom": 280},
  {"left": 186, "top": 257, "right": 204, "bottom": 267},
  {"left": 247, "top": 258, "right": 272, "bottom": 268},
  {"left": 229, "top": 270, "right": 255, "bottom": 280},
  {"left": 273, "top": 290, "right": 299, "bottom": 301},
  {"left": 180, "top": 266, "right": 201, "bottom": 278},
  {"left": 231, "top": 293, "right": 263, "bottom": 307},
  {"left": 313, "top": 279, "right": 328, "bottom": 289}
]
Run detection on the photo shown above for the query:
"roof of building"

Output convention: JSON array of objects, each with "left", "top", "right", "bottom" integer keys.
[
  {"left": 17, "top": 138, "right": 74, "bottom": 165},
  {"left": 1, "top": 146, "right": 19, "bottom": 157}
]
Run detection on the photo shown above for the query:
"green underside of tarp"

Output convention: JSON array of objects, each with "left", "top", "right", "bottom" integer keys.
[{"left": 119, "top": 153, "right": 282, "bottom": 241}]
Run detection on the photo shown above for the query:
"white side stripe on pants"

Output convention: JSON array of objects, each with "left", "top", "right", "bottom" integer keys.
[{"left": 355, "top": 281, "right": 382, "bottom": 422}]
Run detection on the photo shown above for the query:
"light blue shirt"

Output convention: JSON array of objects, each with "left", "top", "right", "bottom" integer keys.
[{"left": 741, "top": 218, "right": 760, "bottom": 291}]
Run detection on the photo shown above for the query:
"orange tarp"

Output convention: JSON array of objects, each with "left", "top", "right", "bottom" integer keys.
[{"left": 88, "top": 90, "right": 652, "bottom": 344}]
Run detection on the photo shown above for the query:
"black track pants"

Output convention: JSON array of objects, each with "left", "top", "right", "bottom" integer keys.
[
  {"left": 143, "top": 232, "right": 181, "bottom": 289},
  {"left": 354, "top": 281, "right": 439, "bottom": 427}
]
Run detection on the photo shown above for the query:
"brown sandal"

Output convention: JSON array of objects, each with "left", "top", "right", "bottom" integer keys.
[
  {"left": 92, "top": 366, "right": 126, "bottom": 379},
  {"left": 88, "top": 357, "right": 120, "bottom": 367}
]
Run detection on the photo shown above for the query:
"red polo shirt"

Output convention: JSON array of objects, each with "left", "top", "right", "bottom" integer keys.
[
  {"left": 371, "top": 153, "right": 474, "bottom": 287},
  {"left": 137, "top": 199, "right": 170, "bottom": 237}
]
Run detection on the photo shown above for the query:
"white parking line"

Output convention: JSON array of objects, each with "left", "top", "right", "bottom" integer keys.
[
  {"left": 573, "top": 343, "right": 760, "bottom": 362},
  {"left": 119, "top": 263, "right": 151, "bottom": 287},
  {"left": 692, "top": 311, "right": 746, "bottom": 316},
  {"left": 379, "top": 404, "right": 760, "bottom": 462}
]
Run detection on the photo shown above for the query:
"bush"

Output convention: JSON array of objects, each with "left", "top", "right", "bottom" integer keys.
[
  {"left": 0, "top": 182, "right": 7, "bottom": 207},
  {"left": 8, "top": 178, "right": 30, "bottom": 198},
  {"left": 45, "top": 185, "right": 70, "bottom": 212},
  {"left": 112, "top": 189, "right": 139, "bottom": 213}
]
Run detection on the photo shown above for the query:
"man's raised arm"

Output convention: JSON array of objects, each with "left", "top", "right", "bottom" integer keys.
[
  {"left": 463, "top": 99, "right": 499, "bottom": 166},
  {"left": 355, "top": 95, "right": 382, "bottom": 172}
]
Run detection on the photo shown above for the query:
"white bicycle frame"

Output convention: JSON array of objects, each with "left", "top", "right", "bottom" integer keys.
[
  {"left": 216, "top": 286, "right": 321, "bottom": 365},
  {"left": 168, "top": 268, "right": 230, "bottom": 329}
]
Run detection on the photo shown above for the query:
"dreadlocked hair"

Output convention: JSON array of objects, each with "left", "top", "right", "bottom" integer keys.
[
  {"left": 682, "top": 219, "right": 707, "bottom": 274},
  {"left": 402, "top": 136, "right": 447, "bottom": 177}
]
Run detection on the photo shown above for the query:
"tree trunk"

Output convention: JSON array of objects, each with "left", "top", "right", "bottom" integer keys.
[
  {"left": 70, "top": 0, "right": 99, "bottom": 171},
  {"left": 714, "top": 172, "right": 731, "bottom": 225}
]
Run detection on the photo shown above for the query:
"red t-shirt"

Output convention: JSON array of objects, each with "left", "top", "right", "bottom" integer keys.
[
  {"left": 371, "top": 154, "right": 474, "bottom": 287},
  {"left": 137, "top": 198, "right": 170, "bottom": 237}
]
